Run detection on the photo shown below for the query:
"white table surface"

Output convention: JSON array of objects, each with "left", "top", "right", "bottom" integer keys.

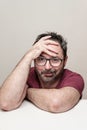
[{"left": 0, "top": 100, "right": 87, "bottom": 130}]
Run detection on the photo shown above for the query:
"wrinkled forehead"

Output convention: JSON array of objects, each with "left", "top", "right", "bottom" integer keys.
[{"left": 42, "top": 42, "right": 64, "bottom": 58}]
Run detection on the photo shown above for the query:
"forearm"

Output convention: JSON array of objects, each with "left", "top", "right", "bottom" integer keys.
[
  {"left": 0, "top": 53, "right": 32, "bottom": 110},
  {"left": 27, "top": 88, "right": 53, "bottom": 112},
  {"left": 27, "top": 87, "right": 80, "bottom": 113}
]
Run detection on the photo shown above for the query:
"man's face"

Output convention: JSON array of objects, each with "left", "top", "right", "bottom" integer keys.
[{"left": 34, "top": 42, "right": 67, "bottom": 83}]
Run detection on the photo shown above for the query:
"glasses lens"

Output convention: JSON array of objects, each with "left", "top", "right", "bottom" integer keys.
[
  {"left": 50, "top": 58, "right": 62, "bottom": 66},
  {"left": 36, "top": 57, "right": 46, "bottom": 66}
]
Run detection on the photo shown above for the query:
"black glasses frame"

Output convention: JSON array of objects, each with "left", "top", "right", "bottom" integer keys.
[{"left": 35, "top": 57, "right": 63, "bottom": 67}]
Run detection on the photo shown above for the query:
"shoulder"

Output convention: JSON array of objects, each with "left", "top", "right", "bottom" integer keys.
[
  {"left": 60, "top": 69, "right": 84, "bottom": 95},
  {"left": 63, "top": 69, "right": 84, "bottom": 81}
]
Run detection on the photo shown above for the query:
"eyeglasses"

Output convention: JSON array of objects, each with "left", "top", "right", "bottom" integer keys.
[{"left": 35, "top": 56, "right": 63, "bottom": 67}]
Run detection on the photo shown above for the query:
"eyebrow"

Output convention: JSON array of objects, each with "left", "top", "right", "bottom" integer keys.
[{"left": 40, "top": 55, "right": 60, "bottom": 59}]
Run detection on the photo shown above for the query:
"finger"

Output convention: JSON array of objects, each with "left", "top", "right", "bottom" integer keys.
[
  {"left": 43, "top": 49, "right": 58, "bottom": 57},
  {"left": 40, "top": 36, "right": 51, "bottom": 40},
  {"left": 44, "top": 40, "right": 59, "bottom": 45},
  {"left": 46, "top": 46, "right": 58, "bottom": 54}
]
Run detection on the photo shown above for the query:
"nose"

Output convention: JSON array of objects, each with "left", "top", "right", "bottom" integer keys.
[{"left": 45, "top": 60, "right": 52, "bottom": 70}]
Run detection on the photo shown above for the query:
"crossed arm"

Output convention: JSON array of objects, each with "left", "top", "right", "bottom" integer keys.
[{"left": 0, "top": 81, "right": 80, "bottom": 113}]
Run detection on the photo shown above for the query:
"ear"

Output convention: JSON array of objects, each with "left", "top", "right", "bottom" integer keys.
[{"left": 64, "top": 56, "right": 68, "bottom": 66}]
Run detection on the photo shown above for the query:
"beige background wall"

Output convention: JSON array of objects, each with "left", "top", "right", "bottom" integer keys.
[{"left": 0, "top": 0, "right": 87, "bottom": 98}]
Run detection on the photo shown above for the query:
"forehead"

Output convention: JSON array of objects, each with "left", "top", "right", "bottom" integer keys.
[{"left": 41, "top": 42, "right": 63, "bottom": 58}]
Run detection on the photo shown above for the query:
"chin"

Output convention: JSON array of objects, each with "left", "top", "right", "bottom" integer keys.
[{"left": 41, "top": 76, "right": 55, "bottom": 82}]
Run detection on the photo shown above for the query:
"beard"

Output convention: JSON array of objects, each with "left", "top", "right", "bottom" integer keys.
[
  {"left": 35, "top": 67, "right": 64, "bottom": 83},
  {"left": 40, "top": 70, "right": 56, "bottom": 82}
]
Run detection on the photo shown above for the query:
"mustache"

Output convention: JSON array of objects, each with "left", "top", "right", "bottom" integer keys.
[{"left": 41, "top": 70, "right": 56, "bottom": 74}]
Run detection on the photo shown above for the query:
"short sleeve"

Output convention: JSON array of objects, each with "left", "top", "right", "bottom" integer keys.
[{"left": 58, "top": 69, "right": 84, "bottom": 96}]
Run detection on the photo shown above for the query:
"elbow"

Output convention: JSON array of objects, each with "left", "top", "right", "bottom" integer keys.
[
  {"left": 0, "top": 101, "right": 14, "bottom": 111},
  {"left": 0, "top": 102, "right": 12, "bottom": 111},
  {"left": 0, "top": 99, "right": 20, "bottom": 111}
]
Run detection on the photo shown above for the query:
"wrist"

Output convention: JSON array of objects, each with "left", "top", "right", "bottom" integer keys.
[{"left": 23, "top": 52, "right": 33, "bottom": 66}]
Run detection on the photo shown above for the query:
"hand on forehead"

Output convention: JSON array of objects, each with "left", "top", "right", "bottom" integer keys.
[
  {"left": 47, "top": 42, "right": 63, "bottom": 58},
  {"left": 35, "top": 36, "right": 64, "bottom": 58}
]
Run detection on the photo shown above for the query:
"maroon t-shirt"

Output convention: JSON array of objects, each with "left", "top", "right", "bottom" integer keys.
[{"left": 27, "top": 67, "right": 84, "bottom": 96}]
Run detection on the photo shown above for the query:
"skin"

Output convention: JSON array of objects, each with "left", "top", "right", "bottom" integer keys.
[{"left": 0, "top": 36, "right": 80, "bottom": 112}]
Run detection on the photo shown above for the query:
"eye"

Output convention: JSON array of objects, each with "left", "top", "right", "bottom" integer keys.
[
  {"left": 52, "top": 58, "right": 60, "bottom": 63},
  {"left": 37, "top": 57, "right": 45, "bottom": 62}
]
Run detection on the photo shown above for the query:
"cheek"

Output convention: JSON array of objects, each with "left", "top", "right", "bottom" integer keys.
[
  {"left": 35, "top": 64, "right": 44, "bottom": 72},
  {"left": 55, "top": 66, "right": 61, "bottom": 72},
  {"left": 55, "top": 62, "right": 64, "bottom": 72}
]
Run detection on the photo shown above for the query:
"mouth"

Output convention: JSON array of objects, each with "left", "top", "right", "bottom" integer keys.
[
  {"left": 41, "top": 70, "right": 56, "bottom": 78},
  {"left": 43, "top": 73, "right": 54, "bottom": 77}
]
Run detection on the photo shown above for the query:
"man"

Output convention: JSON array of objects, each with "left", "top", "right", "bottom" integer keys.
[{"left": 0, "top": 32, "right": 84, "bottom": 113}]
